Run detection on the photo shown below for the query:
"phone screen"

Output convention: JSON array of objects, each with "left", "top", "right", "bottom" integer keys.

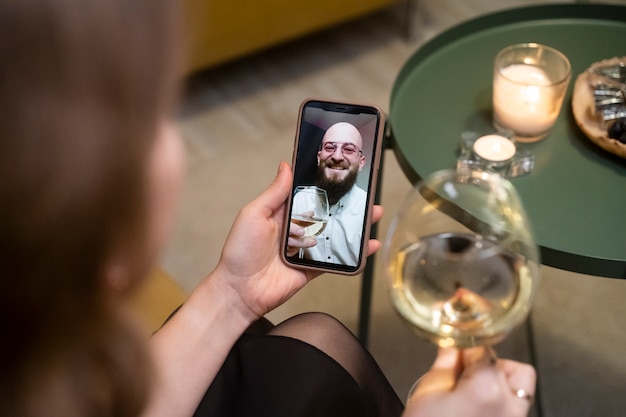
[{"left": 283, "top": 99, "right": 384, "bottom": 275}]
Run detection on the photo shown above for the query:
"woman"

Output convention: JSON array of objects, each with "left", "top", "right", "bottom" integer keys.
[{"left": 0, "top": 1, "right": 535, "bottom": 417}]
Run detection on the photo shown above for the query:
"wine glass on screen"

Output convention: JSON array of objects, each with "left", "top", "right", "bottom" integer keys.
[
  {"left": 291, "top": 186, "right": 329, "bottom": 258},
  {"left": 383, "top": 167, "right": 540, "bottom": 350}
]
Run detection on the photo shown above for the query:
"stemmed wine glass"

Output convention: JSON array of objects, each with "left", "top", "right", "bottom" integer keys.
[
  {"left": 291, "top": 186, "right": 329, "bottom": 258},
  {"left": 383, "top": 167, "right": 540, "bottom": 349}
]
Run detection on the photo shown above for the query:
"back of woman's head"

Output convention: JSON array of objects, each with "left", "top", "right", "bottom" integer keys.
[{"left": 0, "top": 0, "right": 181, "bottom": 415}]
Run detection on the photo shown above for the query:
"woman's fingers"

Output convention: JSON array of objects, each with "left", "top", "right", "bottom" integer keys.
[
  {"left": 412, "top": 348, "right": 462, "bottom": 399},
  {"left": 499, "top": 359, "right": 536, "bottom": 405}
]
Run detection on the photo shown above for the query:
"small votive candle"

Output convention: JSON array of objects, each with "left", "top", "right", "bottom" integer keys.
[
  {"left": 493, "top": 43, "right": 571, "bottom": 142},
  {"left": 473, "top": 134, "right": 516, "bottom": 163}
]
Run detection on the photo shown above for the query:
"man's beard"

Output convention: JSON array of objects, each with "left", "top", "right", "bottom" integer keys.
[{"left": 315, "top": 162, "right": 358, "bottom": 205}]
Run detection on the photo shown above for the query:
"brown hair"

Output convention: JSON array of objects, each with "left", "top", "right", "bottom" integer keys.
[{"left": 0, "top": 0, "right": 181, "bottom": 415}]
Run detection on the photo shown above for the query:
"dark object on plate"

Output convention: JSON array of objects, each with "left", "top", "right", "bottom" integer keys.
[{"left": 608, "top": 120, "right": 626, "bottom": 144}]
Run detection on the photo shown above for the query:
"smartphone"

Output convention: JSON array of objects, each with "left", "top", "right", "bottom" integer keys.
[{"left": 282, "top": 98, "right": 385, "bottom": 275}]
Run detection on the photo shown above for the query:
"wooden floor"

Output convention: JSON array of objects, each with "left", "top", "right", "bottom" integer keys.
[{"left": 161, "top": 1, "right": 626, "bottom": 416}]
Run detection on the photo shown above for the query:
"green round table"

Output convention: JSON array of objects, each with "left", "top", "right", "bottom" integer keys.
[{"left": 389, "top": 4, "right": 626, "bottom": 279}]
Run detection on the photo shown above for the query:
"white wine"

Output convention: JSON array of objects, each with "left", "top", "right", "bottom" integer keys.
[
  {"left": 389, "top": 232, "right": 533, "bottom": 347},
  {"left": 291, "top": 214, "right": 328, "bottom": 237}
]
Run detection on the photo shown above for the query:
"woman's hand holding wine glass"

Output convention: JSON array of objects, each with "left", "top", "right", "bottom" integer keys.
[
  {"left": 384, "top": 168, "right": 539, "bottom": 417},
  {"left": 404, "top": 346, "right": 536, "bottom": 417}
]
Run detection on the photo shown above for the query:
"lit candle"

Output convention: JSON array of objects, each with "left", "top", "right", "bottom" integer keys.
[
  {"left": 493, "top": 64, "right": 558, "bottom": 138},
  {"left": 473, "top": 134, "right": 516, "bottom": 162}
]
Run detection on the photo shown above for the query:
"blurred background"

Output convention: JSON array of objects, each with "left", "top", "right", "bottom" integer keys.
[{"left": 160, "top": 1, "right": 626, "bottom": 416}]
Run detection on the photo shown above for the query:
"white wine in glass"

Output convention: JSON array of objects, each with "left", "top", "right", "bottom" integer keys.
[
  {"left": 291, "top": 186, "right": 329, "bottom": 257},
  {"left": 384, "top": 168, "right": 540, "bottom": 348},
  {"left": 290, "top": 213, "right": 328, "bottom": 237}
]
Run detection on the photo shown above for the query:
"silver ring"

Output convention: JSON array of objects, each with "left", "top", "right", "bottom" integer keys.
[{"left": 512, "top": 388, "right": 533, "bottom": 403}]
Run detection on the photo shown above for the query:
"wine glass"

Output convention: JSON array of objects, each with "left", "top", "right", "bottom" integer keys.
[
  {"left": 291, "top": 186, "right": 330, "bottom": 258},
  {"left": 383, "top": 167, "right": 540, "bottom": 349}
]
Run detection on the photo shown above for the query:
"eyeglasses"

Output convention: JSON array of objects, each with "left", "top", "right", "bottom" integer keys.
[{"left": 319, "top": 142, "right": 362, "bottom": 157}]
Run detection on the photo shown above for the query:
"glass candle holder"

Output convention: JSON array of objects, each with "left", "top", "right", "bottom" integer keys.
[
  {"left": 473, "top": 134, "right": 516, "bottom": 164},
  {"left": 458, "top": 131, "right": 534, "bottom": 178},
  {"left": 493, "top": 43, "right": 571, "bottom": 142}
]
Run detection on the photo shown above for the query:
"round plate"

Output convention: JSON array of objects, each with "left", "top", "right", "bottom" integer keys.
[{"left": 571, "top": 56, "right": 626, "bottom": 159}]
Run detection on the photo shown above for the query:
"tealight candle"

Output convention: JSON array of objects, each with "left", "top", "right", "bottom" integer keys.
[
  {"left": 473, "top": 134, "right": 516, "bottom": 162},
  {"left": 492, "top": 43, "right": 571, "bottom": 142}
]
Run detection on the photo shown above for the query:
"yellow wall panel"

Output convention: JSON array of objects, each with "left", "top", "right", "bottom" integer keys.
[{"left": 183, "top": 0, "right": 399, "bottom": 72}]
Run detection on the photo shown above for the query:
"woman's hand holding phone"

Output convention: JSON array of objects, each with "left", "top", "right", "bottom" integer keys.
[{"left": 210, "top": 162, "right": 385, "bottom": 321}]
